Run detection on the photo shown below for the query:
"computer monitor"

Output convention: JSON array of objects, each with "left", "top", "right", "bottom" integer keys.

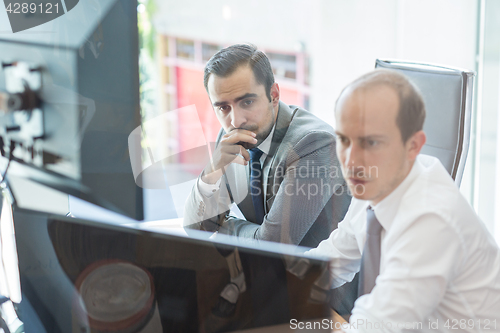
[
  {"left": 0, "top": 0, "right": 143, "bottom": 220},
  {"left": 13, "top": 207, "right": 332, "bottom": 332}
]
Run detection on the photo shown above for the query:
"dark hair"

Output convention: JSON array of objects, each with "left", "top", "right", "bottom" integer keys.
[
  {"left": 203, "top": 44, "right": 275, "bottom": 101},
  {"left": 337, "top": 69, "right": 426, "bottom": 143}
]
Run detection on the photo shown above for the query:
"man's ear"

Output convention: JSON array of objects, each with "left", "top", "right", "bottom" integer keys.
[
  {"left": 407, "top": 130, "right": 426, "bottom": 161},
  {"left": 270, "top": 83, "right": 280, "bottom": 107}
]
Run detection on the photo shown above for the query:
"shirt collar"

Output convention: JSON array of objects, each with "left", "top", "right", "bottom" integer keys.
[
  {"left": 370, "top": 156, "right": 425, "bottom": 231},
  {"left": 255, "top": 123, "right": 276, "bottom": 156}
]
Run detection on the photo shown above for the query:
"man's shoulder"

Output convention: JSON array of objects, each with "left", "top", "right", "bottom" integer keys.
[
  {"left": 282, "top": 104, "right": 336, "bottom": 145},
  {"left": 401, "top": 155, "right": 478, "bottom": 225},
  {"left": 288, "top": 104, "right": 334, "bottom": 131},
  {"left": 411, "top": 155, "right": 458, "bottom": 196}
]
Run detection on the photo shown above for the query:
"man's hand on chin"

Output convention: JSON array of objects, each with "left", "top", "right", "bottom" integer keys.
[{"left": 202, "top": 128, "right": 256, "bottom": 184}]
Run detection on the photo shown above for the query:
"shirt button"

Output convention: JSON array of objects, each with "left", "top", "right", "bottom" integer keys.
[{"left": 212, "top": 189, "right": 216, "bottom": 193}]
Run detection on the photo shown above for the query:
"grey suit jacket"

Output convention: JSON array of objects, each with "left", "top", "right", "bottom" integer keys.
[{"left": 183, "top": 101, "right": 351, "bottom": 248}]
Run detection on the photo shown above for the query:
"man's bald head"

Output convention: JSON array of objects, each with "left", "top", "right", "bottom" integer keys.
[{"left": 336, "top": 69, "right": 426, "bottom": 143}]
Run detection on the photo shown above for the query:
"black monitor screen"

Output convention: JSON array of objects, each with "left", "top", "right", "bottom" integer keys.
[
  {"left": 0, "top": 0, "right": 143, "bottom": 220},
  {"left": 13, "top": 208, "right": 332, "bottom": 332}
]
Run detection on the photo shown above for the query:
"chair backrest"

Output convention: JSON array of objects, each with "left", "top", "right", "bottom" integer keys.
[{"left": 375, "top": 59, "right": 475, "bottom": 186}]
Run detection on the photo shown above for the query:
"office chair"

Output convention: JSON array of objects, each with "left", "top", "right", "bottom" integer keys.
[{"left": 375, "top": 59, "right": 475, "bottom": 186}]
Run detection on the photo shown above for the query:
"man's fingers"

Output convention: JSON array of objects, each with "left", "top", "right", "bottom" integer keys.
[
  {"left": 223, "top": 144, "right": 243, "bottom": 155},
  {"left": 240, "top": 146, "right": 250, "bottom": 161},
  {"left": 230, "top": 155, "right": 248, "bottom": 166},
  {"left": 222, "top": 130, "right": 257, "bottom": 145},
  {"left": 224, "top": 128, "right": 257, "bottom": 138},
  {"left": 209, "top": 129, "right": 256, "bottom": 173}
]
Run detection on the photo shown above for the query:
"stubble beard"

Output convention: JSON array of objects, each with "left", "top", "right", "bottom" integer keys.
[{"left": 237, "top": 104, "right": 276, "bottom": 150}]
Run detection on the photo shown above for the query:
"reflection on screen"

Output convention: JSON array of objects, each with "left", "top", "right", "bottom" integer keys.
[{"left": 14, "top": 208, "right": 331, "bottom": 332}]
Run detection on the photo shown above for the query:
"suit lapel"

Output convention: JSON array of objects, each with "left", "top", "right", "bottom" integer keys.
[{"left": 262, "top": 101, "right": 295, "bottom": 210}]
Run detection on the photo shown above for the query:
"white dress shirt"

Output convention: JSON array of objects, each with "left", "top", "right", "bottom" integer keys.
[
  {"left": 308, "top": 154, "right": 500, "bottom": 332},
  {"left": 198, "top": 125, "right": 275, "bottom": 197}
]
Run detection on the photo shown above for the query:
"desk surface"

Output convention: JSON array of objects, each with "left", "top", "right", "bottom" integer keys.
[{"left": 125, "top": 217, "right": 187, "bottom": 236}]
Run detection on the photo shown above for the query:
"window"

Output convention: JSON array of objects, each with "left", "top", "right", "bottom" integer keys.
[
  {"left": 176, "top": 38, "right": 195, "bottom": 60},
  {"left": 202, "top": 43, "right": 221, "bottom": 62},
  {"left": 267, "top": 52, "right": 297, "bottom": 80}
]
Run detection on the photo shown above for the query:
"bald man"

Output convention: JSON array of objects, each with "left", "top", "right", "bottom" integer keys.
[{"left": 308, "top": 69, "right": 500, "bottom": 332}]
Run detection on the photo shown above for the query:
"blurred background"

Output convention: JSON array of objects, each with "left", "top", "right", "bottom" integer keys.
[{"left": 136, "top": 0, "right": 500, "bottom": 243}]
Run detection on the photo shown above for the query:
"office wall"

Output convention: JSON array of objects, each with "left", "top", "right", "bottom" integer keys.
[
  {"left": 154, "top": 0, "right": 314, "bottom": 52},
  {"left": 153, "top": 0, "right": 478, "bottom": 123},
  {"left": 309, "top": 0, "right": 478, "bottom": 126}
]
